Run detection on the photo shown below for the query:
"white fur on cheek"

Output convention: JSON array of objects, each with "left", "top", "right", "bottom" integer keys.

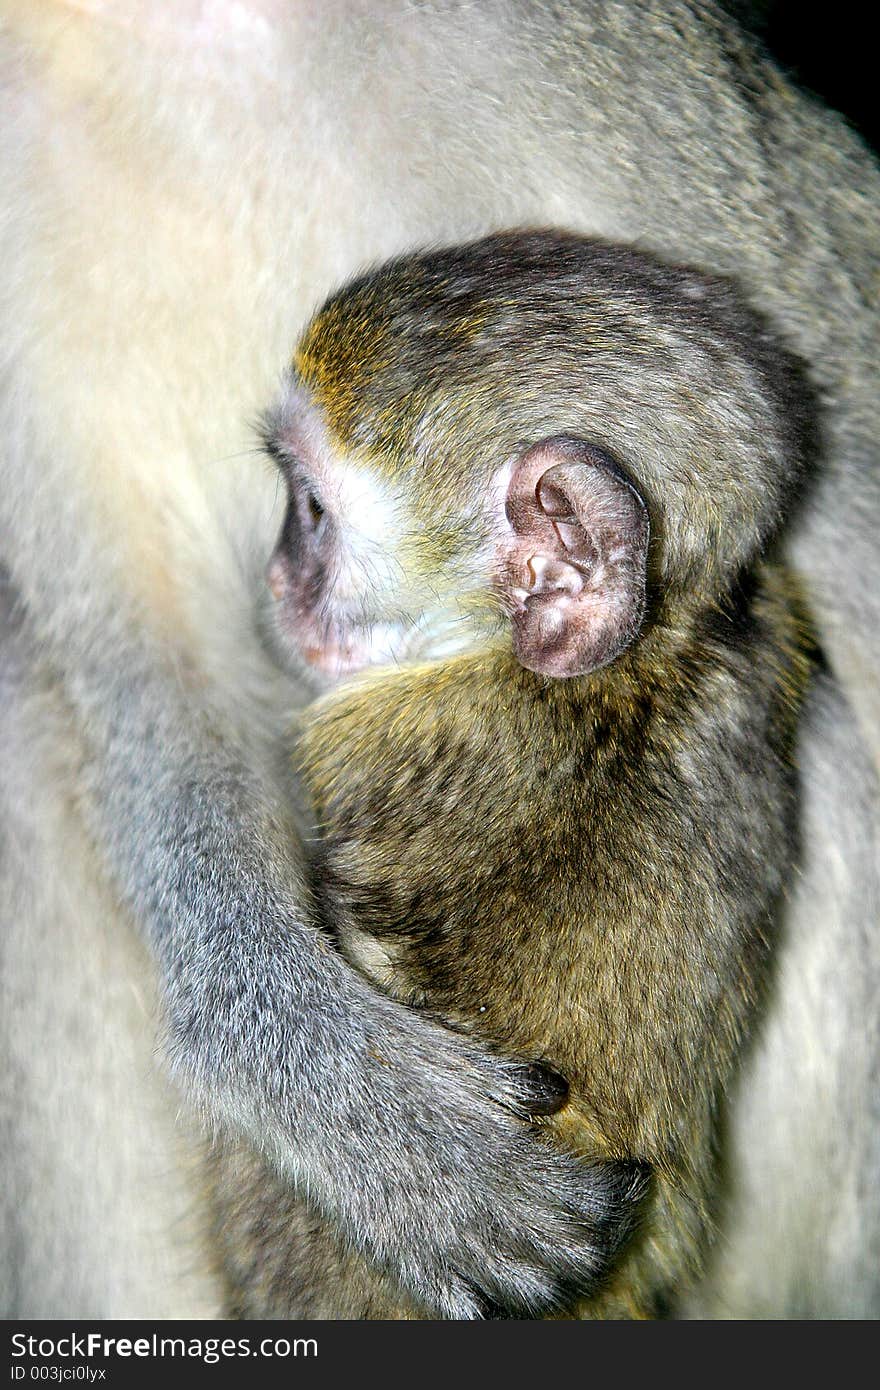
[{"left": 332, "top": 463, "right": 411, "bottom": 610}]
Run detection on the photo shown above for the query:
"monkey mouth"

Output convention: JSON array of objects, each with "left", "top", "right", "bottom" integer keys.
[
  {"left": 266, "top": 557, "right": 411, "bottom": 682},
  {"left": 299, "top": 635, "right": 369, "bottom": 678},
  {"left": 296, "top": 619, "right": 407, "bottom": 682}
]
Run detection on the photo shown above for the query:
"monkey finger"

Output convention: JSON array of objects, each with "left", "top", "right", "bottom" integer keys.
[{"left": 509, "top": 1060, "right": 571, "bottom": 1117}]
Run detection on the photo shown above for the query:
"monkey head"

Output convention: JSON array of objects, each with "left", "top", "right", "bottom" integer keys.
[{"left": 262, "top": 232, "right": 814, "bottom": 686}]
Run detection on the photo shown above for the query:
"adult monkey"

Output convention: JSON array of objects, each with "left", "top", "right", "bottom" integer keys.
[{"left": 0, "top": 1, "right": 877, "bottom": 1318}]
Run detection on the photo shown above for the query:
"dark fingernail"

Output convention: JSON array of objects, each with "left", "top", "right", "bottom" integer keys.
[{"left": 518, "top": 1060, "right": 570, "bottom": 1116}]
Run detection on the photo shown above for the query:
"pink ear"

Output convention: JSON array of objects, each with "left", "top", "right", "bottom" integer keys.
[{"left": 501, "top": 437, "right": 649, "bottom": 678}]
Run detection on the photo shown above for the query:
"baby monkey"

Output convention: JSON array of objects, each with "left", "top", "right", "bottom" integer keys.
[{"left": 214, "top": 232, "right": 815, "bottom": 1318}]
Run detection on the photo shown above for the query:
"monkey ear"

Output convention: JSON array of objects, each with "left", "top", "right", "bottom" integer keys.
[{"left": 501, "top": 437, "right": 649, "bottom": 679}]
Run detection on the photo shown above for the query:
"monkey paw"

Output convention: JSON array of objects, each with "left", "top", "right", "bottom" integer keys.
[
  {"left": 314, "top": 994, "right": 652, "bottom": 1319},
  {"left": 393, "top": 1154, "right": 652, "bottom": 1318},
  {"left": 164, "top": 941, "right": 649, "bottom": 1320}
]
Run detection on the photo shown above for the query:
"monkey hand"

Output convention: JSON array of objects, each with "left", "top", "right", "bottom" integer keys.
[
  {"left": 162, "top": 923, "right": 649, "bottom": 1320},
  {"left": 326, "top": 991, "right": 652, "bottom": 1319}
]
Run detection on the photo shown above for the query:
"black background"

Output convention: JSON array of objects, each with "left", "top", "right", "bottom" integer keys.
[{"left": 737, "top": 0, "right": 877, "bottom": 150}]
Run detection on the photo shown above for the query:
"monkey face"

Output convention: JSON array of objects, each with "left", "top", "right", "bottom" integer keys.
[
  {"left": 263, "top": 374, "right": 652, "bottom": 686},
  {"left": 262, "top": 381, "right": 493, "bottom": 685}
]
